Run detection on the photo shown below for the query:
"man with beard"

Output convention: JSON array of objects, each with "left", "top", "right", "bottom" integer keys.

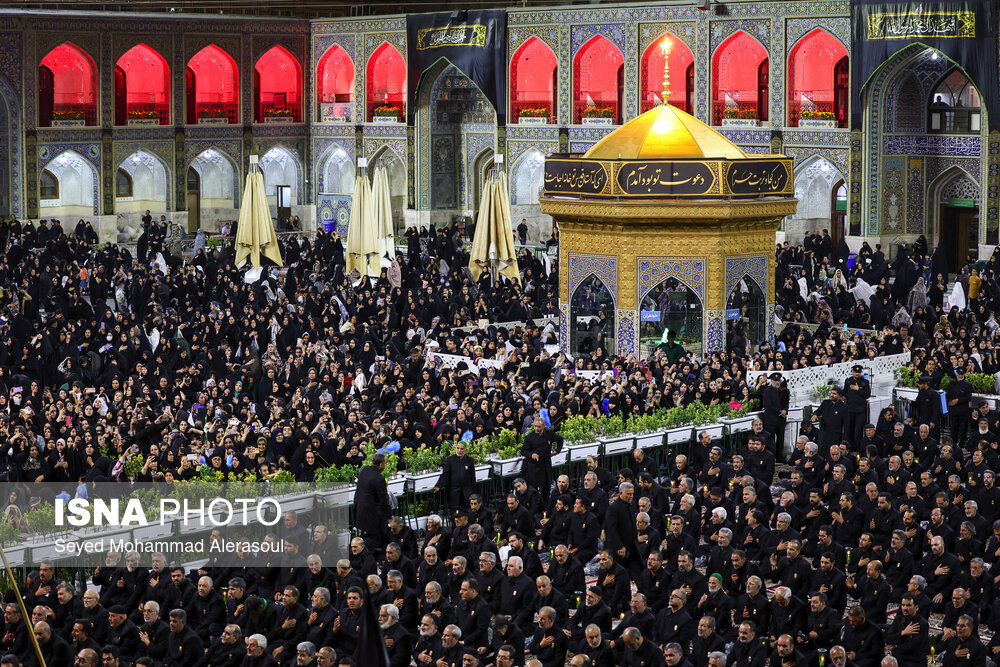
[
  {"left": 136, "top": 601, "right": 168, "bottom": 659},
  {"left": 434, "top": 440, "right": 477, "bottom": 510},
  {"left": 729, "top": 621, "right": 766, "bottom": 667},
  {"left": 304, "top": 588, "right": 336, "bottom": 648},
  {"left": 412, "top": 614, "right": 442, "bottom": 667},
  {"left": 204, "top": 624, "right": 246, "bottom": 667},
  {"left": 271, "top": 586, "right": 308, "bottom": 663},
  {"left": 564, "top": 586, "right": 611, "bottom": 651},
  {"left": 106, "top": 605, "right": 141, "bottom": 664},
  {"left": 527, "top": 607, "right": 567, "bottom": 667},
  {"left": 595, "top": 551, "right": 629, "bottom": 617},
  {"left": 653, "top": 590, "right": 695, "bottom": 650},
  {"left": 242, "top": 634, "right": 275, "bottom": 667},
  {"left": 377, "top": 605, "right": 411, "bottom": 667},
  {"left": 694, "top": 574, "right": 731, "bottom": 638},
  {"left": 846, "top": 560, "right": 891, "bottom": 625},
  {"left": 605, "top": 594, "right": 655, "bottom": 652},
  {"left": 69, "top": 620, "right": 101, "bottom": 656},
  {"left": 162, "top": 608, "right": 204, "bottom": 666},
  {"left": 733, "top": 577, "right": 770, "bottom": 638},
  {"left": 841, "top": 606, "right": 884, "bottom": 667},
  {"left": 884, "top": 594, "right": 930, "bottom": 667},
  {"left": 581, "top": 624, "right": 615, "bottom": 667},
  {"left": 455, "top": 579, "right": 490, "bottom": 649},
  {"left": 79, "top": 590, "right": 110, "bottom": 645},
  {"left": 690, "top": 616, "right": 726, "bottom": 667},
  {"left": 637, "top": 552, "right": 671, "bottom": 613},
  {"left": 547, "top": 546, "right": 585, "bottom": 601},
  {"left": 621, "top": 627, "right": 664, "bottom": 667},
  {"left": 770, "top": 634, "right": 807, "bottom": 667},
  {"left": 33, "top": 621, "right": 71, "bottom": 667},
  {"left": 568, "top": 497, "right": 601, "bottom": 569}
]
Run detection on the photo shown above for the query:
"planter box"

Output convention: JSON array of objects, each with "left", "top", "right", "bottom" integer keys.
[
  {"left": 51, "top": 119, "right": 85, "bottom": 127},
  {"left": 407, "top": 515, "right": 430, "bottom": 532},
  {"left": 492, "top": 456, "right": 524, "bottom": 477},
  {"left": 127, "top": 118, "right": 160, "bottom": 126},
  {"left": 635, "top": 431, "right": 665, "bottom": 449},
  {"left": 518, "top": 116, "right": 547, "bottom": 124},
  {"left": 721, "top": 413, "right": 760, "bottom": 434},
  {"left": 798, "top": 119, "right": 838, "bottom": 129},
  {"left": 695, "top": 423, "right": 725, "bottom": 440},
  {"left": 386, "top": 475, "right": 407, "bottom": 496},
  {"left": 601, "top": 436, "right": 634, "bottom": 455},
  {"left": 275, "top": 494, "right": 315, "bottom": 514},
  {"left": 132, "top": 522, "right": 174, "bottom": 541},
  {"left": 197, "top": 117, "right": 229, "bottom": 125},
  {"left": 722, "top": 118, "right": 759, "bottom": 127},
  {"left": 324, "top": 485, "right": 356, "bottom": 506},
  {"left": 582, "top": 117, "right": 614, "bottom": 125},
  {"left": 3, "top": 545, "right": 25, "bottom": 567},
  {"left": 475, "top": 464, "right": 491, "bottom": 483},
  {"left": 373, "top": 115, "right": 401, "bottom": 123},
  {"left": 567, "top": 442, "right": 600, "bottom": 461},
  {"left": 406, "top": 469, "right": 441, "bottom": 493},
  {"left": 787, "top": 407, "right": 804, "bottom": 422},
  {"left": 551, "top": 450, "right": 568, "bottom": 467},
  {"left": 665, "top": 426, "right": 693, "bottom": 445},
  {"left": 264, "top": 116, "right": 294, "bottom": 123}
]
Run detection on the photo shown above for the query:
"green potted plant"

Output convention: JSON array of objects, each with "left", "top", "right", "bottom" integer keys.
[
  {"left": 465, "top": 438, "right": 494, "bottom": 482},
  {"left": 491, "top": 429, "right": 524, "bottom": 477},
  {"left": 598, "top": 415, "right": 634, "bottom": 455},
  {"left": 315, "top": 464, "right": 360, "bottom": 505},
  {"left": 628, "top": 413, "right": 666, "bottom": 449},
  {"left": 402, "top": 446, "right": 443, "bottom": 492},
  {"left": 559, "top": 416, "right": 600, "bottom": 461}
]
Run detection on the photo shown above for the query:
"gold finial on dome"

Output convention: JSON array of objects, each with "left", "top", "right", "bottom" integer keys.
[{"left": 660, "top": 37, "right": 673, "bottom": 105}]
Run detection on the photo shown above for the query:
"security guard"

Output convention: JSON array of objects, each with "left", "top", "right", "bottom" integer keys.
[
  {"left": 946, "top": 367, "right": 973, "bottom": 450},
  {"left": 843, "top": 364, "right": 871, "bottom": 448},
  {"left": 912, "top": 375, "right": 942, "bottom": 440},
  {"left": 761, "top": 372, "right": 790, "bottom": 461}
]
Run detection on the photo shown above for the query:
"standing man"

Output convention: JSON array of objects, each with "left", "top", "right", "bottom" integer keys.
[
  {"left": 813, "top": 387, "right": 849, "bottom": 458},
  {"left": 517, "top": 219, "right": 529, "bottom": 245},
  {"left": 844, "top": 365, "right": 871, "bottom": 449},
  {"left": 761, "top": 373, "right": 789, "bottom": 461},
  {"left": 913, "top": 375, "right": 942, "bottom": 441},
  {"left": 946, "top": 368, "right": 973, "bottom": 451},
  {"left": 354, "top": 453, "right": 392, "bottom": 556},
  {"left": 522, "top": 418, "right": 563, "bottom": 503},
  {"left": 434, "top": 441, "right": 477, "bottom": 511}
]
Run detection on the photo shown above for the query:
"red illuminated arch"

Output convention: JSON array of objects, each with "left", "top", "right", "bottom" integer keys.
[
  {"left": 366, "top": 42, "right": 406, "bottom": 121},
  {"left": 640, "top": 34, "right": 695, "bottom": 114},
  {"left": 573, "top": 35, "right": 624, "bottom": 124},
  {"left": 317, "top": 44, "right": 355, "bottom": 122},
  {"left": 711, "top": 31, "right": 769, "bottom": 125},
  {"left": 255, "top": 46, "right": 303, "bottom": 123},
  {"left": 39, "top": 43, "right": 98, "bottom": 127},
  {"left": 788, "top": 29, "right": 849, "bottom": 127},
  {"left": 186, "top": 44, "right": 239, "bottom": 124},
  {"left": 115, "top": 43, "right": 170, "bottom": 126},
  {"left": 510, "top": 37, "right": 557, "bottom": 124}
]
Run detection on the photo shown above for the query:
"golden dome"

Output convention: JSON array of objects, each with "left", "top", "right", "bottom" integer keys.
[{"left": 584, "top": 103, "right": 748, "bottom": 161}]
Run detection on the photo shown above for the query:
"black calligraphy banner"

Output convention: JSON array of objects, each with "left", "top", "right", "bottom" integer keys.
[
  {"left": 542, "top": 156, "right": 792, "bottom": 199},
  {"left": 851, "top": 0, "right": 999, "bottom": 129},
  {"left": 615, "top": 161, "right": 716, "bottom": 197},
  {"left": 406, "top": 11, "right": 507, "bottom": 124}
]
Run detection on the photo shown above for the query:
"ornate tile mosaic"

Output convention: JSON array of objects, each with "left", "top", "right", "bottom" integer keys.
[
  {"left": 725, "top": 255, "right": 768, "bottom": 303},
  {"left": 568, "top": 254, "right": 617, "bottom": 306},
  {"left": 705, "top": 310, "right": 725, "bottom": 354},
  {"left": 617, "top": 309, "right": 637, "bottom": 359},
  {"left": 637, "top": 257, "right": 707, "bottom": 303}
]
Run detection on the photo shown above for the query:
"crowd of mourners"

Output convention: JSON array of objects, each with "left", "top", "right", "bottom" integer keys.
[{"left": 0, "top": 213, "right": 995, "bottom": 667}]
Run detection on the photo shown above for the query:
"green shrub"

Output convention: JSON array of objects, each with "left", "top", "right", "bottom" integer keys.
[
  {"left": 402, "top": 447, "right": 442, "bottom": 474},
  {"left": 315, "top": 465, "right": 360, "bottom": 484}
]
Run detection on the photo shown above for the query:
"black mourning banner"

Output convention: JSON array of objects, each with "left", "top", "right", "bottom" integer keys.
[
  {"left": 725, "top": 160, "right": 790, "bottom": 196},
  {"left": 543, "top": 159, "right": 610, "bottom": 197},
  {"left": 851, "top": 0, "right": 999, "bottom": 129},
  {"left": 407, "top": 10, "right": 507, "bottom": 124}
]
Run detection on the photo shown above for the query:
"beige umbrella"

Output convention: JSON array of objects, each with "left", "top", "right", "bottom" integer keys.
[
  {"left": 234, "top": 156, "right": 283, "bottom": 269},
  {"left": 345, "top": 161, "right": 377, "bottom": 276},
  {"left": 469, "top": 163, "right": 520, "bottom": 284},
  {"left": 371, "top": 166, "right": 396, "bottom": 267}
]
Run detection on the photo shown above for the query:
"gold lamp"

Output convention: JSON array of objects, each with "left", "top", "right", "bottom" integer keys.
[{"left": 660, "top": 37, "right": 673, "bottom": 105}]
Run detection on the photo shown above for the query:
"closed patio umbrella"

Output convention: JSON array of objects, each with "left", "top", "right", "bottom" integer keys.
[
  {"left": 346, "top": 160, "right": 378, "bottom": 276},
  {"left": 234, "top": 155, "right": 283, "bottom": 269},
  {"left": 372, "top": 165, "right": 396, "bottom": 267},
  {"left": 470, "top": 162, "right": 519, "bottom": 284}
]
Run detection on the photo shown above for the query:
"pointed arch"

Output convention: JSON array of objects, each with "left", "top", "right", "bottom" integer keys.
[
  {"left": 259, "top": 146, "right": 300, "bottom": 205},
  {"left": 640, "top": 33, "right": 695, "bottom": 113},
  {"left": 570, "top": 272, "right": 617, "bottom": 356},
  {"left": 39, "top": 150, "right": 98, "bottom": 215},
  {"left": 319, "top": 145, "right": 354, "bottom": 195},
  {"left": 791, "top": 155, "right": 843, "bottom": 225},
  {"left": 187, "top": 44, "right": 239, "bottom": 124},
  {"left": 369, "top": 145, "right": 407, "bottom": 233},
  {"left": 255, "top": 45, "right": 302, "bottom": 123},
  {"left": 512, "top": 149, "right": 546, "bottom": 206},
  {"left": 317, "top": 44, "right": 355, "bottom": 122},
  {"left": 510, "top": 37, "right": 557, "bottom": 123},
  {"left": 787, "top": 28, "right": 848, "bottom": 127},
  {"left": 115, "top": 43, "right": 170, "bottom": 125},
  {"left": 366, "top": 42, "right": 406, "bottom": 121},
  {"left": 573, "top": 35, "right": 624, "bottom": 124},
  {"left": 39, "top": 42, "right": 98, "bottom": 126},
  {"left": 0, "top": 74, "right": 19, "bottom": 216},
  {"left": 116, "top": 150, "right": 170, "bottom": 213},
  {"left": 711, "top": 30, "right": 769, "bottom": 125},
  {"left": 189, "top": 148, "right": 238, "bottom": 206}
]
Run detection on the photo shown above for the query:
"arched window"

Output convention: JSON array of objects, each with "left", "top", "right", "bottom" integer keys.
[
  {"left": 116, "top": 169, "right": 133, "bottom": 198},
  {"left": 255, "top": 46, "right": 303, "bottom": 123},
  {"left": 187, "top": 44, "right": 239, "bottom": 124},
  {"left": 787, "top": 29, "right": 849, "bottom": 127},
  {"left": 366, "top": 43, "right": 405, "bottom": 122},
  {"left": 510, "top": 37, "right": 557, "bottom": 123},
  {"left": 573, "top": 35, "right": 624, "bottom": 124},
  {"left": 929, "top": 68, "right": 982, "bottom": 134},
  {"left": 640, "top": 34, "right": 695, "bottom": 113},
  {"left": 317, "top": 45, "right": 355, "bottom": 122},
  {"left": 115, "top": 43, "right": 170, "bottom": 126},
  {"left": 40, "top": 170, "right": 58, "bottom": 200},
  {"left": 711, "top": 31, "right": 769, "bottom": 125},
  {"left": 39, "top": 43, "right": 98, "bottom": 127},
  {"left": 570, "top": 274, "right": 616, "bottom": 355},
  {"left": 639, "top": 278, "right": 703, "bottom": 353}
]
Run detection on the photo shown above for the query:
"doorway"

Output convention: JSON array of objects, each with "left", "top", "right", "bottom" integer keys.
[
  {"left": 186, "top": 167, "right": 200, "bottom": 233},
  {"left": 939, "top": 203, "right": 978, "bottom": 269},
  {"left": 830, "top": 180, "right": 847, "bottom": 246}
]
